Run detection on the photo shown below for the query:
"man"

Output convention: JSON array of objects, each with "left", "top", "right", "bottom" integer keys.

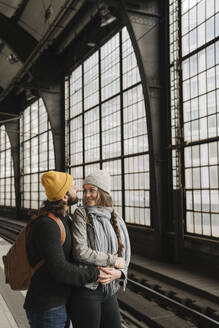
[{"left": 23, "top": 170, "right": 101, "bottom": 328}]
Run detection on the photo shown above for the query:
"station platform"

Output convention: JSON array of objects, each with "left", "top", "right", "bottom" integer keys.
[
  {"left": 0, "top": 237, "right": 27, "bottom": 328},
  {"left": 0, "top": 236, "right": 75, "bottom": 328},
  {"left": 1, "top": 232, "right": 219, "bottom": 327}
]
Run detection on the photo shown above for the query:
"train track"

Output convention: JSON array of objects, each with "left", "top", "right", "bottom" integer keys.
[
  {"left": 0, "top": 219, "right": 23, "bottom": 243},
  {"left": 118, "top": 266, "right": 219, "bottom": 328},
  {"left": 119, "top": 277, "right": 219, "bottom": 327},
  {"left": 1, "top": 219, "right": 219, "bottom": 327}
]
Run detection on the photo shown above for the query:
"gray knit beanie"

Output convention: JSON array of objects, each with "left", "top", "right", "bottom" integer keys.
[{"left": 83, "top": 170, "right": 111, "bottom": 195}]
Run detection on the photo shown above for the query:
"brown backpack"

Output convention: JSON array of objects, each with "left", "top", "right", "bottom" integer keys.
[{"left": 2, "top": 213, "right": 66, "bottom": 291}]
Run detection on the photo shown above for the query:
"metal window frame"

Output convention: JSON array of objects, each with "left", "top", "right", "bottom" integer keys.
[
  {"left": 170, "top": 0, "right": 219, "bottom": 239},
  {"left": 66, "top": 27, "right": 150, "bottom": 226}
]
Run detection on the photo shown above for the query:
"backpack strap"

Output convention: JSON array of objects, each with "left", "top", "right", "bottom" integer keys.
[
  {"left": 47, "top": 212, "right": 66, "bottom": 245},
  {"left": 33, "top": 259, "right": 45, "bottom": 272}
]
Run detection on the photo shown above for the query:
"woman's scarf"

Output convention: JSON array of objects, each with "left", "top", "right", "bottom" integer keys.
[{"left": 86, "top": 206, "right": 131, "bottom": 295}]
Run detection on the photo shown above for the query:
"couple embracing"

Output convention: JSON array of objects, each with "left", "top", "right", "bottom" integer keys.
[{"left": 24, "top": 169, "right": 131, "bottom": 328}]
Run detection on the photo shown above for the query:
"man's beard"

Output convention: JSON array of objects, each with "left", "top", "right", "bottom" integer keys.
[{"left": 67, "top": 195, "right": 79, "bottom": 206}]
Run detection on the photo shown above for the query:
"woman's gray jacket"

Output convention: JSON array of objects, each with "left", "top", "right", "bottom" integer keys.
[{"left": 71, "top": 206, "right": 131, "bottom": 293}]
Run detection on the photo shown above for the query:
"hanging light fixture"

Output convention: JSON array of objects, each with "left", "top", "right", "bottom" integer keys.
[
  {"left": 7, "top": 53, "right": 19, "bottom": 64},
  {"left": 86, "top": 42, "right": 96, "bottom": 47},
  {"left": 26, "top": 89, "right": 35, "bottom": 102},
  {"left": 99, "top": 2, "right": 116, "bottom": 27},
  {"left": 45, "top": 5, "right": 53, "bottom": 22}
]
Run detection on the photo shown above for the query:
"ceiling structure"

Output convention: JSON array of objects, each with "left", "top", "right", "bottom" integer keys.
[{"left": 0, "top": 0, "right": 150, "bottom": 122}]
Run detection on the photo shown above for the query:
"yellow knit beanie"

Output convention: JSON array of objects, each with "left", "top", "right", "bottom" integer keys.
[{"left": 41, "top": 171, "right": 73, "bottom": 201}]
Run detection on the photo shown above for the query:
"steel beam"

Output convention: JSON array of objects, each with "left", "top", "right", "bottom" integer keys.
[
  {"left": 40, "top": 82, "right": 65, "bottom": 172},
  {"left": 121, "top": 0, "right": 169, "bottom": 257},
  {"left": 0, "top": 13, "right": 37, "bottom": 61}
]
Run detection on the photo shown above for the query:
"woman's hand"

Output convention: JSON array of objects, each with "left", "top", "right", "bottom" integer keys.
[
  {"left": 98, "top": 267, "right": 122, "bottom": 285},
  {"left": 115, "top": 256, "right": 125, "bottom": 269}
]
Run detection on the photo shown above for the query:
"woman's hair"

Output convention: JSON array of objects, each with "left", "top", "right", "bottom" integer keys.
[
  {"left": 96, "top": 189, "right": 124, "bottom": 256},
  {"left": 38, "top": 199, "right": 67, "bottom": 218}
]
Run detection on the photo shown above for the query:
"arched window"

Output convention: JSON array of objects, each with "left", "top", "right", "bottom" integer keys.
[
  {"left": 65, "top": 27, "right": 150, "bottom": 226},
  {"left": 20, "top": 99, "right": 55, "bottom": 209}
]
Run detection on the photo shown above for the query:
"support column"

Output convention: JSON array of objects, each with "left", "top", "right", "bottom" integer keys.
[
  {"left": 121, "top": 1, "right": 169, "bottom": 258},
  {"left": 40, "top": 80, "right": 65, "bottom": 172},
  {"left": 4, "top": 120, "right": 20, "bottom": 218}
]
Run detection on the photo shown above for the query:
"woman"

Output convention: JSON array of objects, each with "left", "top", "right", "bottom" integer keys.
[{"left": 69, "top": 169, "right": 131, "bottom": 328}]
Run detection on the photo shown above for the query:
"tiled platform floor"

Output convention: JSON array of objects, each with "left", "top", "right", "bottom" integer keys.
[
  {"left": 0, "top": 294, "right": 19, "bottom": 328},
  {"left": 0, "top": 236, "right": 74, "bottom": 328},
  {"left": 0, "top": 237, "right": 28, "bottom": 328}
]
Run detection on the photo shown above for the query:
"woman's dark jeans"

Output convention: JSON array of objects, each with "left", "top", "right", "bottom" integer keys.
[
  {"left": 26, "top": 304, "right": 67, "bottom": 328},
  {"left": 69, "top": 285, "right": 122, "bottom": 328}
]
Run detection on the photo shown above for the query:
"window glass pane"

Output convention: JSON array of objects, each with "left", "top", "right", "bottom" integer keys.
[
  {"left": 84, "top": 52, "right": 99, "bottom": 110},
  {"left": 70, "top": 117, "right": 83, "bottom": 166},
  {"left": 206, "top": 17, "right": 215, "bottom": 42},
  {"left": 69, "top": 66, "right": 82, "bottom": 118},
  {"left": 70, "top": 166, "right": 84, "bottom": 208},
  {"left": 122, "top": 27, "right": 140, "bottom": 89},
  {"left": 102, "top": 96, "right": 121, "bottom": 159},
  {"left": 124, "top": 155, "right": 150, "bottom": 225},
  {"left": 197, "top": 1, "right": 205, "bottom": 25},
  {"left": 123, "top": 85, "right": 148, "bottom": 155},
  {"left": 197, "top": 23, "right": 205, "bottom": 48},
  {"left": 101, "top": 34, "right": 120, "bottom": 100},
  {"left": 198, "top": 49, "right": 205, "bottom": 72},
  {"left": 84, "top": 107, "right": 100, "bottom": 162},
  {"left": 103, "top": 160, "right": 122, "bottom": 214}
]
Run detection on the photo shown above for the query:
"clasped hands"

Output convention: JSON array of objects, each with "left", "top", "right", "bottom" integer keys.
[{"left": 97, "top": 255, "right": 125, "bottom": 285}]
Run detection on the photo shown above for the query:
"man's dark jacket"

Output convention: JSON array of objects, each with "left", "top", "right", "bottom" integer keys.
[{"left": 24, "top": 215, "right": 99, "bottom": 310}]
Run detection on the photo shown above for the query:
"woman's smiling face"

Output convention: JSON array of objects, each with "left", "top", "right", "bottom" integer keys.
[{"left": 83, "top": 184, "right": 100, "bottom": 206}]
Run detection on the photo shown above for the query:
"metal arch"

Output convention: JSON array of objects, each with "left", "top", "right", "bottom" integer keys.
[
  {"left": 120, "top": 0, "right": 167, "bottom": 257},
  {"left": 40, "top": 82, "right": 65, "bottom": 172}
]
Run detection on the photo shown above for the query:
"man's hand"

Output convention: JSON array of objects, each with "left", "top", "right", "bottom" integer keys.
[{"left": 98, "top": 267, "right": 122, "bottom": 285}]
